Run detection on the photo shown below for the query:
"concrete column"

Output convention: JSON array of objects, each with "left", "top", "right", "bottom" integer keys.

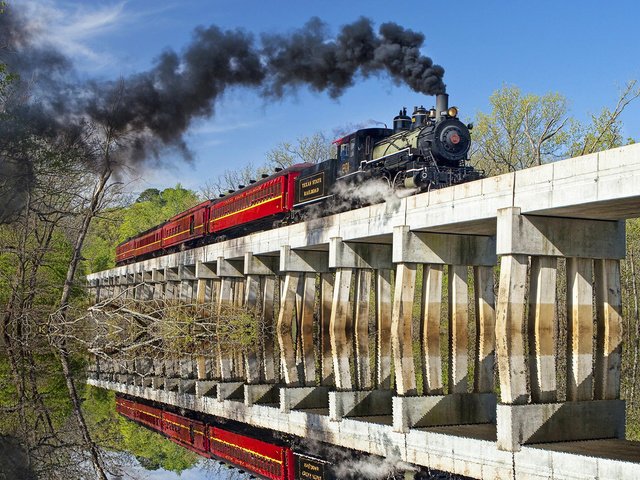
[
  {"left": 211, "top": 278, "right": 221, "bottom": 306},
  {"left": 474, "top": 265, "right": 496, "bottom": 394},
  {"left": 194, "top": 263, "right": 215, "bottom": 391},
  {"left": 594, "top": 259, "right": 623, "bottom": 400},
  {"left": 320, "top": 273, "right": 334, "bottom": 386},
  {"left": 244, "top": 274, "right": 262, "bottom": 384},
  {"left": 244, "top": 252, "right": 279, "bottom": 384},
  {"left": 262, "top": 276, "right": 278, "bottom": 383},
  {"left": 217, "top": 277, "right": 234, "bottom": 381},
  {"left": 216, "top": 258, "right": 245, "bottom": 382},
  {"left": 299, "top": 273, "right": 317, "bottom": 386},
  {"left": 496, "top": 254, "right": 529, "bottom": 405},
  {"left": 448, "top": 265, "right": 469, "bottom": 394},
  {"left": 329, "top": 236, "right": 393, "bottom": 393},
  {"left": 375, "top": 269, "right": 393, "bottom": 390},
  {"left": 165, "top": 266, "right": 180, "bottom": 301},
  {"left": 142, "top": 271, "right": 153, "bottom": 300},
  {"left": 278, "top": 247, "right": 328, "bottom": 387},
  {"left": 277, "top": 272, "right": 302, "bottom": 385},
  {"left": 152, "top": 268, "right": 165, "bottom": 300},
  {"left": 134, "top": 271, "right": 144, "bottom": 299},
  {"left": 330, "top": 268, "right": 354, "bottom": 390},
  {"left": 420, "top": 265, "right": 443, "bottom": 394},
  {"left": 391, "top": 262, "right": 417, "bottom": 396},
  {"left": 354, "top": 269, "right": 372, "bottom": 390},
  {"left": 93, "top": 279, "right": 101, "bottom": 304},
  {"left": 527, "top": 256, "right": 557, "bottom": 403},
  {"left": 196, "top": 279, "right": 208, "bottom": 304},
  {"left": 566, "top": 257, "right": 594, "bottom": 402}
]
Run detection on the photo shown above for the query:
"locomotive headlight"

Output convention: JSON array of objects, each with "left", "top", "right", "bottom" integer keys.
[{"left": 447, "top": 107, "right": 458, "bottom": 117}]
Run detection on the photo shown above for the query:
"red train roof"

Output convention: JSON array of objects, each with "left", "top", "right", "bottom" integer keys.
[{"left": 211, "top": 163, "right": 313, "bottom": 207}]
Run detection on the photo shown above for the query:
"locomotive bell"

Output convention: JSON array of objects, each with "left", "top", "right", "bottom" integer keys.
[{"left": 393, "top": 107, "right": 411, "bottom": 133}]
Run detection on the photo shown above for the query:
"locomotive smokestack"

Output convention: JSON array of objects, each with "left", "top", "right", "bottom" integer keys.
[{"left": 435, "top": 93, "right": 449, "bottom": 122}]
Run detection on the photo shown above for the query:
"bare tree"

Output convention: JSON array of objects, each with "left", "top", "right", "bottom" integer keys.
[
  {"left": 265, "top": 131, "right": 334, "bottom": 169},
  {"left": 571, "top": 80, "right": 640, "bottom": 157}
]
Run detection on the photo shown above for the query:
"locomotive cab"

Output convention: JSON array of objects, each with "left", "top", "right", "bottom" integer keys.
[{"left": 334, "top": 128, "right": 392, "bottom": 180}]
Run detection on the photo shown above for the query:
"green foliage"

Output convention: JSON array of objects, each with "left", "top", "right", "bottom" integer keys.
[
  {"left": 83, "top": 386, "right": 198, "bottom": 472},
  {"left": 136, "top": 188, "right": 162, "bottom": 203},
  {"left": 471, "top": 85, "right": 570, "bottom": 175},
  {"left": 82, "top": 184, "right": 201, "bottom": 273},
  {"left": 118, "top": 184, "right": 201, "bottom": 241},
  {"left": 568, "top": 107, "right": 629, "bottom": 157}
]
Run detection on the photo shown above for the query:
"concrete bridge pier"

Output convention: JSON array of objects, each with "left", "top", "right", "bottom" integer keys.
[
  {"left": 163, "top": 358, "right": 180, "bottom": 392},
  {"left": 178, "top": 264, "right": 196, "bottom": 303},
  {"left": 121, "top": 271, "right": 132, "bottom": 299},
  {"left": 133, "top": 357, "right": 153, "bottom": 387},
  {"left": 113, "top": 273, "right": 124, "bottom": 299},
  {"left": 177, "top": 357, "right": 196, "bottom": 394},
  {"left": 192, "top": 261, "right": 218, "bottom": 397},
  {"left": 164, "top": 266, "right": 180, "bottom": 301},
  {"left": 141, "top": 270, "right": 154, "bottom": 300},
  {"left": 390, "top": 226, "right": 497, "bottom": 433},
  {"left": 328, "top": 237, "right": 395, "bottom": 421},
  {"left": 495, "top": 207, "right": 626, "bottom": 451},
  {"left": 241, "top": 253, "right": 280, "bottom": 406},
  {"left": 277, "top": 246, "right": 330, "bottom": 413},
  {"left": 151, "top": 268, "right": 164, "bottom": 299},
  {"left": 214, "top": 257, "right": 246, "bottom": 400},
  {"left": 149, "top": 359, "right": 164, "bottom": 390}
]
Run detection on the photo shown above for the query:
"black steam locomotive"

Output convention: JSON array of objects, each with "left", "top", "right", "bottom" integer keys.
[{"left": 292, "top": 93, "right": 480, "bottom": 214}]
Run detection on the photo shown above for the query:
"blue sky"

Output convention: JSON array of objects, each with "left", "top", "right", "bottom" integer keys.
[{"left": 17, "top": 0, "right": 640, "bottom": 194}]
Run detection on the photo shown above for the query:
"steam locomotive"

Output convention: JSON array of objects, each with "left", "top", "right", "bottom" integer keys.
[
  {"left": 293, "top": 93, "right": 478, "bottom": 211},
  {"left": 115, "top": 94, "right": 479, "bottom": 264}
]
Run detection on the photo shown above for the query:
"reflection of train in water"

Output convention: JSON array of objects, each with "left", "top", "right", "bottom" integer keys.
[
  {"left": 116, "top": 93, "right": 480, "bottom": 265},
  {"left": 116, "top": 395, "right": 331, "bottom": 480}
]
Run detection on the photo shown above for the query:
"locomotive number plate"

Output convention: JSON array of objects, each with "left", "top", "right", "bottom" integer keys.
[{"left": 298, "top": 171, "right": 325, "bottom": 202}]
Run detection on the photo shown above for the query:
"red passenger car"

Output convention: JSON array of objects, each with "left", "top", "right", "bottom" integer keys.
[
  {"left": 114, "top": 164, "right": 312, "bottom": 265},
  {"left": 210, "top": 164, "right": 310, "bottom": 235},
  {"left": 161, "top": 201, "right": 210, "bottom": 250},
  {"left": 134, "top": 227, "right": 163, "bottom": 258},
  {"left": 115, "top": 397, "right": 162, "bottom": 430},
  {"left": 209, "top": 426, "right": 295, "bottom": 480},
  {"left": 115, "top": 238, "right": 137, "bottom": 264}
]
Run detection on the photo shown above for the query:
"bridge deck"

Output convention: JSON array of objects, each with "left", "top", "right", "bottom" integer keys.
[
  {"left": 90, "top": 379, "right": 640, "bottom": 480},
  {"left": 88, "top": 144, "right": 640, "bottom": 280}
]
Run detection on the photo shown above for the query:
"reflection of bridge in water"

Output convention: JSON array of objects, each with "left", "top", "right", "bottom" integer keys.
[{"left": 88, "top": 143, "right": 640, "bottom": 479}]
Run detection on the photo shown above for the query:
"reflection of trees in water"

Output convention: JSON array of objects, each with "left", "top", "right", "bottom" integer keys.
[{"left": 85, "top": 296, "right": 266, "bottom": 375}]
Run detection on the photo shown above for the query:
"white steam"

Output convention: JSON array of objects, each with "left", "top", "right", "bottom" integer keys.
[
  {"left": 332, "top": 454, "right": 417, "bottom": 479},
  {"left": 302, "top": 177, "right": 417, "bottom": 221}
]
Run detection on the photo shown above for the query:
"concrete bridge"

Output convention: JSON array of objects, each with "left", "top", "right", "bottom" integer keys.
[{"left": 87, "top": 143, "right": 640, "bottom": 479}]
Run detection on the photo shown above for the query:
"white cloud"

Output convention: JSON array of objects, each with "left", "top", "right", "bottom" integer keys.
[{"left": 17, "top": 1, "right": 179, "bottom": 70}]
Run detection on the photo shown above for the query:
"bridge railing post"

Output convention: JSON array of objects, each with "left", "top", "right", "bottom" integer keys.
[
  {"left": 391, "top": 225, "right": 498, "bottom": 433},
  {"left": 495, "top": 206, "right": 626, "bottom": 451}
]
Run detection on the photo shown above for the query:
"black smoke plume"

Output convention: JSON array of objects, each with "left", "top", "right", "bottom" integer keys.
[
  {"left": 263, "top": 17, "right": 445, "bottom": 98},
  {"left": 0, "top": 4, "right": 445, "bottom": 220}
]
